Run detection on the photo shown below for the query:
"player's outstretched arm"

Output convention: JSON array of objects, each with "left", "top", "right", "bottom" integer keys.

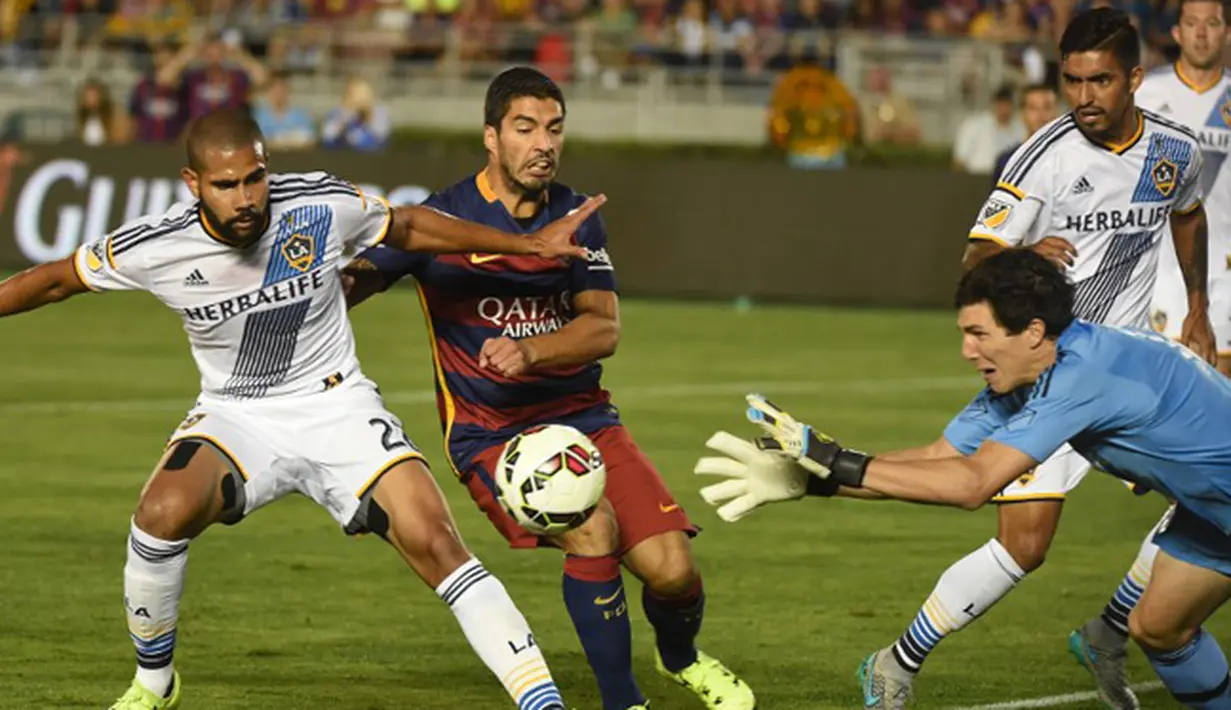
[
  {"left": 1170, "top": 204, "right": 1217, "bottom": 364},
  {"left": 735, "top": 394, "right": 1032, "bottom": 508},
  {"left": 0, "top": 257, "right": 91, "bottom": 318},
  {"left": 857, "top": 442, "right": 1034, "bottom": 509},
  {"left": 383, "top": 196, "right": 605, "bottom": 259}
]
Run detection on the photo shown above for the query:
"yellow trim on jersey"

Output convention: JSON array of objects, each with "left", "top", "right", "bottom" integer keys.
[
  {"left": 356, "top": 452, "right": 426, "bottom": 500},
  {"left": 990, "top": 493, "right": 1067, "bottom": 503},
  {"left": 72, "top": 247, "right": 101, "bottom": 293},
  {"left": 995, "top": 181, "right": 1024, "bottom": 200},
  {"left": 199, "top": 208, "right": 227, "bottom": 243},
  {"left": 476, "top": 170, "right": 499, "bottom": 203},
  {"left": 105, "top": 236, "right": 117, "bottom": 269},
  {"left": 1104, "top": 111, "right": 1144, "bottom": 155},
  {"left": 416, "top": 284, "right": 464, "bottom": 479},
  {"left": 1175, "top": 61, "right": 1225, "bottom": 94},
  {"left": 165, "top": 434, "right": 250, "bottom": 481},
  {"left": 969, "top": 232, "right": 1009, "bottom": 246},
  {"left": 1174, "top": 198, "right": 1202, "bottom": 215},
  {"left": 369, "top": 195, "right": 394, "bottom": 246}
]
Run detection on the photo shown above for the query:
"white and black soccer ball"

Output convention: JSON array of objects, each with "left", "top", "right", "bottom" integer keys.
[{"left": 495, "top": 424, "right": 607, "bottom": 536}]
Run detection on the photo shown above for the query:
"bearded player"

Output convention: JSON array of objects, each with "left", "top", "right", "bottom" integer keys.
[{"left": 343, "top": 67, "right": 755, "bottom": 710}]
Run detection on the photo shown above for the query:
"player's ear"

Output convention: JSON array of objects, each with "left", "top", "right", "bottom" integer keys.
[
  {"left": 1128, "top": 64, "right": 1144, "bottom": 94},
  {"left": 483, "top": 124, "right": 498, "bottom": 155},
  {"left": 1027, "top": 318, "right": 1048, "bottom": 347},
  {"left": 1171, "top": 24, "right": 1182, "bottom": 47},
  {"left": 181, "top": 167, "right": 201, "bottom": 199}
]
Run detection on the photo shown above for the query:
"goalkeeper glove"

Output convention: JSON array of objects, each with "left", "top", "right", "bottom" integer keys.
[
  {"left": 694, "top": 431, "right": 811, "bottom": 522},
  {"left": 744, "top": 393, "right": 872, "bottom": 488}
]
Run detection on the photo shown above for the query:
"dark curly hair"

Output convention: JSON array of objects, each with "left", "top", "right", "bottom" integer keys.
[{"left": 955, "top": 249, "right": 1075, "bottom": 337}]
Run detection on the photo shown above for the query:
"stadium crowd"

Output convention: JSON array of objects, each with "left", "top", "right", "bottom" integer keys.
[{"left": 1, "top": 0, "right": 1222, "bottom": 166}]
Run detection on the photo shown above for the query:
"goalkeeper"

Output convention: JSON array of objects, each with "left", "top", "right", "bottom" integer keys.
[{"left": 696, "top": 249, "right": 1231, "bottom": 710}]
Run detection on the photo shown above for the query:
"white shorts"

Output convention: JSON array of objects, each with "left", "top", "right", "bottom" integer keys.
[
  {"left": 1151, "top": 272, "right": 1231, "bottom": 357},
  {"left": 991, "top": 443, "right": 1091, "bottom": 502},
  {"left": 166, "top": 377, "right": 425, "bottom": 531}
]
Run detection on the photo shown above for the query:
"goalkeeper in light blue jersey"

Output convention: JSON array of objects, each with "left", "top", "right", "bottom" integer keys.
[{"left": 696, "top": 248, "right": 1231, "bottom": 709}]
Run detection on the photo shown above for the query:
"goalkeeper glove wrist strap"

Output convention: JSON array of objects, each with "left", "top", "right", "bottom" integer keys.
[
  {"left": 801, "top": 429, "right": 871, "bottom": 488},
  {"left": 825, "top": 449, "right": 871, "bottom": 488}
]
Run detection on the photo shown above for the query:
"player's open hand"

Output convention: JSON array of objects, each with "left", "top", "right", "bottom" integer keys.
[
  {"left": 1180, "top": 309, "right": 1218, "bottom": 365},
  {"left": 528, "top": 195, "right": 607, "bottom": 261},
  {"left": 479, "top": 336, "right": 535, "bottom": 377},
  {"left": 694, "top": 431, "right": 810, "bottom": 522},
  {"left": 1030, "top": 237, "right": 1077, "bottom": 269}
]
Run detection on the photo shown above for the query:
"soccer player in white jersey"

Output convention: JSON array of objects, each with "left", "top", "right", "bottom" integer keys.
[
  {"left": 854, "top": 8, "right": 1217, "bottom": 709},
  {"left": 1138, "top": 0, "right": 1231, "bottom": 376},
  {"left": 0, "top": 109, "right": 603, "bottom": 710}
]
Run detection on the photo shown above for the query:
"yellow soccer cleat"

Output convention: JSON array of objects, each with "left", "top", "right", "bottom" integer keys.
[
  {"left": 108, "top": 673, "right": 182, "bottom": 710},
  {"left": 655, "top": 650, "right": 756, "bottom": 709}
]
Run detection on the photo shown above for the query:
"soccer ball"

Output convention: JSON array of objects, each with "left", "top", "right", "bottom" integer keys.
[{"left": 495, "top": 424, "right": 607, "bottom": 536}]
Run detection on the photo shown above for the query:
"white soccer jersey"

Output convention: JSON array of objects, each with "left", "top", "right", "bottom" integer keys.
[
  {"left": 968, "top": 109, "right": 1205, "bottom": 329},
  {"left": 1136, "top": 64, "right": 1231, "bottom": 339},
  {"left": 72, "top": 172, "right": 393, "bottom": 401}
]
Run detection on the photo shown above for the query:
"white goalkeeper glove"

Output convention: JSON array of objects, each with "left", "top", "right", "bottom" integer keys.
[
  {"left": 694, "top": 431, "right": 810, "bottom": 522},
  {"left": 744, "top": 393, "right": 872, "bottom": 488}
]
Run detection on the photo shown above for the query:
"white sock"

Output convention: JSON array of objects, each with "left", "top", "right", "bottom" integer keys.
[
  {"left": 437, "top": 558, "right": 564, "bottom": 710},
  {"left": 892, "top": 538, "right": 1026, "bottom": 673},
  {"left": 125, "top": 519, "right": 189, "bottom": 697},
  {"left": 1099, "top": 512, "right": 1165, "bottom": 637}
]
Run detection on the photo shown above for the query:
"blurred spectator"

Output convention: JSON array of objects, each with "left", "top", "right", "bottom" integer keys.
[
  {"left": 76, "top": 76, "right": 126, "bottom": 145},
  {"left": 710, "top": 0, "right": 757, "bottom": 72},
  {"left": 767, "top": 55, "right": 859, "bottom": 169},
  {"left": 322, "top": 76, "right": 390, "bottom": 151},
  {"left": 253, "top": 71, "right": 316, "bottom": 150},
  {"left": 859, "top": 64, "right": 921, "bottom": 145},
  {"left": 128, "top": 40, "right": 189, "bottom": 143},
  {"left": 952, "top": 84, "right": 1024, "bottom": 174},
  {"left": 667, "top": 0, "right": 709, "bottom": 68},
  {"left": 991, "top": 82, "right": 1058, "bottom": 184},
  {"left": 163, "top": 32, "right": 269, "bottom": 121}
]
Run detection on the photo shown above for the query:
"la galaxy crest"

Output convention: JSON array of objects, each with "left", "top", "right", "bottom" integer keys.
[
  {"left": 281, "top": 232, "right": 316, "bottom": 273},
  {"left": 1206, "top": 87, "right": 1231, "bottom": 129},
  {"left": 1131, "top": 133, "right": 1192, "bottom": 203},
  {"left": 1151, "top": 157, "right": 1178, "bottom": 198}
]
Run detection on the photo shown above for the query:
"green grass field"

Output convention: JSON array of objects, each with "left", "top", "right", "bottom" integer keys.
[{"left": 0, "top": 289, "right": 1216, "bottom": 709}]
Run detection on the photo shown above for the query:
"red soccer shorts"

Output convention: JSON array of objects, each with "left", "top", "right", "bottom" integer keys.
[{"left": 464, "top": 425, "right": 697, "bottom": 554}]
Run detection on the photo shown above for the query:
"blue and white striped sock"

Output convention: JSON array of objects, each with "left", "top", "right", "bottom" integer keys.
[
  {"left": 125, "top": 518, "right": 189, "bottom": 698},
  {"left": 1101, "top": 525, "right": 1160, "bottom": 636},
  {"left": 892, "top": 539, "right": 1025, "bottom": 673},
  {"left": 437, "top": 558, "right": 565, "bottom": 710}
]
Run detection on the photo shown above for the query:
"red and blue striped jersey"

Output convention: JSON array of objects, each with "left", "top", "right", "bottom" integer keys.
[{"left": 354, "top": 171, "right": 620, "bottom": 475}]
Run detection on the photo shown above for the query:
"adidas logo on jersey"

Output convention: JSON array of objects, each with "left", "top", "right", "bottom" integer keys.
[
  {"left": 183, "top": 269, "right": 209, "bottom": 287},
  {"left": 1072, "top": 176, "right": 1094, "bottom": 195}
]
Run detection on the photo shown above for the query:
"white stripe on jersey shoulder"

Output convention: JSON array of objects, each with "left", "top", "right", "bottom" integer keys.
[
  {"left": 1141, "top": 107, "right": 1200, "bottom": 143},
  {"left": 999, "top": 114, "right": 1078, "bottom": 192},
  {"left": 268, "top": 171, "right": 361, "bottom": 205},
  {"left": 106, "top": 201, "right": 199, "bottom": 263}
]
